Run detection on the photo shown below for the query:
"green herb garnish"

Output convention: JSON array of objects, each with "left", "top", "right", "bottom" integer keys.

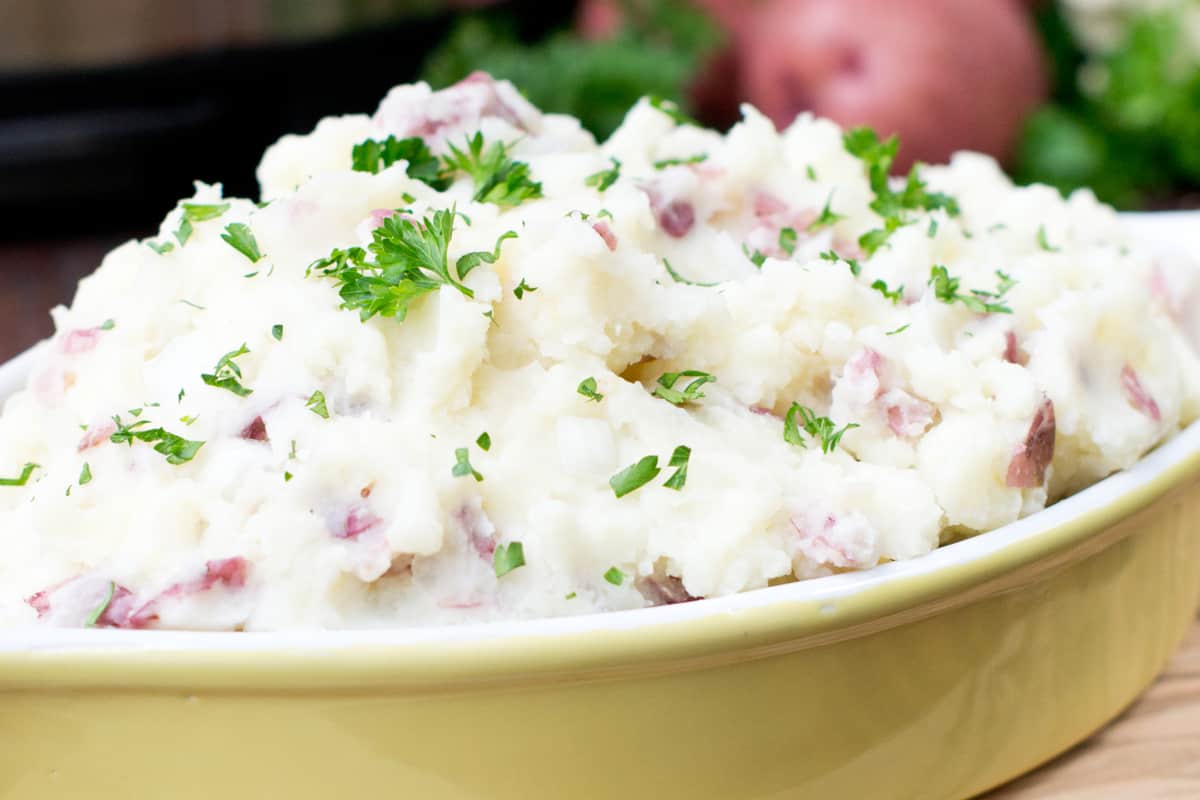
[
  {"left": 577, "top": 377, "right": 604, "bottom": 402},
  {"left": 604, "top": 566, "right": 627, "bottom": 585},
  {"left": 663, "top": 445, "right": 691, "bottom": 490},
  {"left": 174, "top": 202, "right": 230, "bottom": 246},
  {"left": 0, "top": 463, "right": 39, "bottom": 486},
  {"left": 493, "top": 542, "right": 526, "bottom": 577},
  {"left": 647, "top": 95, "right": 697, "bottom": 126},
  {"left": 585, "top": 158, "right": 622, "bottom": 192},
  {"left": 147, "top": 240, "right": 175, "bottom": 255},
  {"left": 79, "top": 463, "right": 92, "bottom": 485},
  {"left": 819, "top": 249, "right": 862, "bottom": 277},
  {"left": 653, "top": 154, "right": 708, "bottom": 170},
  {"left": 271, "top": 324, "right": 283, "bottom": 341},
  {"left": 221, "top": 223, "right": 262, "bottom": 263},
  {"left": 885, "top": 324, "right": 911, "bottom": 336},
  {"left": 783, "top": 404, "right": 858, "bottom": 453},
  {"left": 306, "top": 390, "right": 329, "bottom": 419},
  {"left": 513, "top": 279, "right": 537, "bottom": 299},
  {"left": 1036, "top": 225, "right": 1061, "bottom": 252},
  {"left": 476, "top": 432, "right": 491, "bottom": 451},
  {"left": 452, "top": 447, "right": 483, "bottom": 482},
  {"left": 778, "top": 228, "right": 798, "bottom": 257},
  {"left": 351, "top": 135, "right": 450, "bottom": 189},
  {"left": 201, "top": 344, "right": 253, "bottom": 398},
  {"left": 84, "top": 581, "right": 115, "bottom": 628},
  {"left": 807, "top": 192, "right": 845, "bottom": 232},
  {"left": 443, "top": 132, "right": 543, "bottom": 208},
  {"left": 663, "top": 258, "right": 718, "bottom": 287},
  {"left": 928, "top": 266, "right": 1015, "bottom": 314},
  {"left": 109, "top": 416, "right": 204, "bottom": 465},
  {"left": 870, "top": 279, "right": 904, "bottom": 304},
  {"left": 653, "top": 370, "right": 715, "bottom": 406},
  {"left": 609, "top": 455, "right": 660, "bottom": 498}
]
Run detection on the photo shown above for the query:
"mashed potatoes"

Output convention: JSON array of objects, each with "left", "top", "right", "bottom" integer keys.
[{"left": 1, "top": 74, "right": 1196, "bottom": 631}]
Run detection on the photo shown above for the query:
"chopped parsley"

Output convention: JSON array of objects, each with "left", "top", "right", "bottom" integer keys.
[
  {"left": 443, "top": 132, "right": 543, "bottom": 208},
  {"left": 784, "top": 404, "right": 858, "bottom": 454},
  {"left": 513, "top": 279, "right": 537, "bottom": 299},
  {"left": 807, "top": 192, "right": 845, "bottom": 232},
  {"left": 493, "top": 542, "right": 526, "bottom": 577},
  {"left": 565, "top": 592, "right": 577, "bottom": 600},
  {"left": 84, "top": 581, "right": 115, "bottom": 628},
  {"left": 805, "top": 164, "right": 818, "bottom": 181},
  {"left": 870, "top": 279, "right": 904, "bottom": 304},
  {"left": 289, "top": 440, "right": 298, "bottom": 459},
  {"left": 221, "top": 223, "right": 262, "bottom": 263},
  {"left": 647, "top": 95, "right": 697, "bottom": 126},
  {"left": 928, "top": 266, "right": 1016, "bottom": 314},
  {"left": 147, "top": 240, "right": 175, "bottom": 255},
  {"left": 351, "top": 135, "right": 449, "bottom": 189},
  {"left": 1037, "top": 225, "right": 1060, "bottom": 252},
  {"left": 109, "top": 416, "right": 204, "bottom": 465},
  {"left": 663, "top": 258, "right": 719, "bottom": 287},
  {"left": 744, "top": 246, "right": 767, "bottom": 269},
  {"left": 284, "top": 472, "right": 294, "bottom": 482},
  {"left": 271, "top": 324, "right": 283, "bottom": 341},
  {"left": 174, "top": 202, "right": 230, "bottom": 246},
  {"left": 79, "top": 463, "right": 92, "bottom": 485},
  {"left": 308, "top": 209, "right": 515, "bottom": 322},
  {"left": 843, "top": 128, "right": 959, "bottom": 255},
  {"left": 179, "top": 415, "right": 198, "bottom": 426},
  {"left": 201, "top": 344, "right": 253, "bottom": 398},
  {"left": 476, "top": 432, "right": 492, "bottom": 451},
  {"left": 577, "top": 377, "right": 604, "bottom": 402},
  {"left": 100, "top": 319, "right": 115, "bottom": 331},
  {"left": 927, "top": 219, "right": 939, "bottom": 238},
  {"left": 585, "top": 158, "right": 622, "bottom": 192},
  {"left": 653, "top": 153, "right": 708, "bottom": 170},
  {"left": 603, "top": 566, "right": 627, "bottom": 586},
  {"left": 819, "top": 249, "right": 862, "bottom": 277},
  {"left": 663, "top": 445, "right": 691, "bottom": 490},
  {"left": 778, "top": 227, "right": 798, "bottom": 257},
  {"left": 0, "top": 463, "right": 39, "bottom": 487},
  {"left": 305, "top": 390, "right": 329, "bottom": 419},
  {"left": 452, "top": 447, "right": 483, "bottom": 482},
  {"left": 885, "top": 323, "right": 911, "bottom": 336},
  {"left": 653, "top": 370, "right": 715, "bottom": 406},
  {"left": 609, "top": 455, "right": 660, "bottom": 498}
]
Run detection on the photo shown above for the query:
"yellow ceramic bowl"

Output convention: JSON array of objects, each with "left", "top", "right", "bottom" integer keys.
[{"left": 1, "top": 215, "right": 1197, "bottom": 800}]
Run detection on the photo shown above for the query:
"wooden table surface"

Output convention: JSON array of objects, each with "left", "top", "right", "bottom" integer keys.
[{"left": 1, "top": 236, "right": 1198, "bottom": 799}]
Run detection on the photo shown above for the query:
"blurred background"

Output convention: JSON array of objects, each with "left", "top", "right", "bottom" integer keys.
[{"left": 0, "top": 0, "right": 1197, "bottom": 356}]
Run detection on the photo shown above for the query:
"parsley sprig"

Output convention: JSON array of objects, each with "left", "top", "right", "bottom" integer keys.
[
  {"left": 221, "top": 223, "right": 262, "bottom": 263},
  {"left": 843, "top": 128, "right": 960, "bottom": 256},
  {"left": 585, "top": 158, "right": 622, "bottom": 192},
  {"left": 928, "top": 266, "right": 1016, "bottom": 314},
  {"left": 175, "top": 202, "right": 230, "bottom": 246},
  {"left": 820, "top": 249, "right": 862, "bottom": 277},
  {"left": 443, "top": 132, "right": 543, "bottom": 208},
  {"left": 784, "top": 404, "right": 858, "bottom": 454},
  {"left": 109, "top": 415, "right": 204, "bottom": 465},
  {"left": 577, "top": 377, "right": 604, "bottom": 402},
  {"left": 308, "top": 209, "right": 516, "bottom": 323},
  {"left": 201, "top": 344, "right": 253, "bottom": 397},
  {"left": 351, "top": 135, "right": 450, "bottom": 190},
  {"left": 653, "top": 370, "right": 715, "bottom": 406},
  {"left": 663, "top": 445, "right": 691, "bottom": 490},
  {"left": 493, "top": 542, "right": 525, "bottom": 577}
]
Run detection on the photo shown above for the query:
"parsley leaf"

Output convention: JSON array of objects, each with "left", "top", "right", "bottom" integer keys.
[
  {"left": 221, "top": 223, "right": 262, "bottom": 263},
  {"left": 309, "top": 209, "right": 515, "bottom": 323},
  {"left": 653, "top": 370, "right": 715, "bottom": 406},
  {"left": 778, "top": 227, "right": 798, "bottom": 257},
  {"left": 604, "top": 566, "right": 627, "bottom": 586},
  {"left": 271, "top": 324, "right": 284, "bottom": 342},
  {"left": 928, "top": 266, "right": 1015, "bottom": 314},
  {"left": 443, "top": 132, "right": 543, "bottom": 208},
  {"left": 79, "top": 463, "right": 92, "bottom": 485},
  {"left": 109, "top": 415, "right": 204, "bottom": 465},
  {"left": 885, "top": 324, "right": 911, "bottom": 336},
  {"left": 663, "top": 445, "right": 691, "bottom": 490},
  {"left": 493, "top": 542, "right": 525, "bottom": 577},
  {"left": 610, "top": 455, "right": 661, "bottom": 498},
  {"left": 306, "top": 391, "right": 330, "bottom": 419},
  {"left": 147, "top": 240, "right": 175, "bottom": 255},
  {"left": 653, "top": 154, "right": 708, "bottom": 170},
  {"left": 819, "top": 249, "right": 862, "bottom": 277},
  {"left": 744, "top": 246, "right": 767, "bottom": 269},
  {"left": 663, "top": 258, "right": 719, "bottom": 287},
  {"left": 175, "top": 202, "right": 230, "bottom": 246},
  {"left": 200, "top": 344, "right": 253, "bottom": 398},
  {"left": 807, "top": 192, "right": 845, "bottom": 232},
  {"left": 585, "top": 158, "right": 622, "bottom": 192},
  {"left": 84, "top": 581, "right": 115, "bottom": 628},
  {"left": 452, "top": 447, "right": 483, "bottom": 482},
  {"left": 1037, "top": 225, "right": 1061, "bottom": 252},
  {"left": 578, "top": 377, "right": 604, "bottom": 402},
  {"left": 0, "top": 463, "right": 39, "bottom": 487},
  {"left": 100, "top": 319, "right": 115, "bottom": 331},
  {"left": 783, "top": 404, "right": 859, "bottom": 453},
  {"left": 351, "top": 135, "right": 450, "bottom": 190},
  {"left": 513, "top": 278, "right": 538, "bottom": 299},
  {"left": 476, "top": 432, "right": 492, "bottom": 451},
  {"left": 647, "top": 95, "right": 698, "bottom": 127},
  {"left": 870, "top": 279, "right": 904, "bottom": 304}
]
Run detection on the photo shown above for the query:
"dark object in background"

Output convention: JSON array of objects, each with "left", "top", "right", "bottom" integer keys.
[{"left": 0, "top": 0, "right": 572, "bottom": 242}]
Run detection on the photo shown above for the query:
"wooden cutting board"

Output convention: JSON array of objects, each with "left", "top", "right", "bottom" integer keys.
[{"left": 990, "top": 617, "right": 1200, "bottom": 798}]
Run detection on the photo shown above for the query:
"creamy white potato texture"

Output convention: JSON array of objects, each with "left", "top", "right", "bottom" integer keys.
[{"left": 2, "top": 74, "right": 1197, "bottom": 630}]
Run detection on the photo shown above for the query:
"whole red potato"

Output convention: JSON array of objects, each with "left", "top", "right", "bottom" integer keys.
[{"left": 736, "top": 0, "right": 1047, "bottom": 169}]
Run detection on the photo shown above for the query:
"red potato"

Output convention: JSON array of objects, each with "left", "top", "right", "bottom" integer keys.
[{"left": 736, "top": 0, "right": 1047, "bottom": 169}]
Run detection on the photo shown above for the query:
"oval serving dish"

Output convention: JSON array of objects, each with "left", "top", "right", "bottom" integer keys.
[{"left": 0, "top": 214, "right": 1197, "bottom": 800}]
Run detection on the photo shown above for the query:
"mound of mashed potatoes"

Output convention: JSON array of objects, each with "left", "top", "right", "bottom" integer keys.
[{"left": 1, "top": 73, "right": 1197, "bottom": 631}]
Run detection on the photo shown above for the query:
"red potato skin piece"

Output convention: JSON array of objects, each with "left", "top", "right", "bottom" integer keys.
[
  {"left": 1121, "top": 364, "right": 1162, "bottom": 423},
  {"left": 636, "top": 574, "right": 697, "bottom": 606},
  {"left": 61, "top": 328, "right": 102, "bottom": 355},
  {"left": 1005, "top": 397, "right": 1056, "bottom": 489},
  {"left": 593, "top": 221, "right": 619, "bottom": 251},
  {"left": 240, "top": 416, "right": 268, "bottom": 442},
  {"left": 656, "top": 198, "right": 696, "bottom": 239}
]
